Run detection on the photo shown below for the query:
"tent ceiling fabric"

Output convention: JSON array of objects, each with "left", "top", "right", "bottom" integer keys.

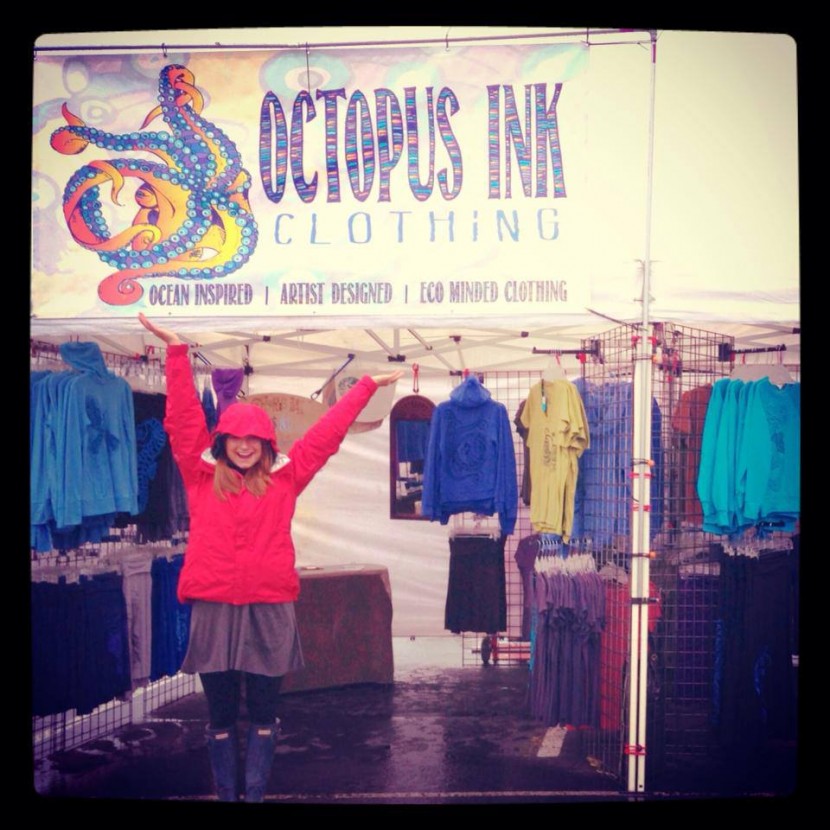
[{"left": 30, "top": 317, "right": 800, "bottom": 379}]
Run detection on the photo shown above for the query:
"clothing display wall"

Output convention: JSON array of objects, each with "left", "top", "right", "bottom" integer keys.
[
  {"left": 548, "top": 325, "right": 802, "bottom": 791},
  {"left": 30, "top": 342, "right": 198, "bottom": 723}
]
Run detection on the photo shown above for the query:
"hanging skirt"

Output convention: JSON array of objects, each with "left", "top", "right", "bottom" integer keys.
[{"left": 181, "top": 600, "right": 305, "bottom": 678}]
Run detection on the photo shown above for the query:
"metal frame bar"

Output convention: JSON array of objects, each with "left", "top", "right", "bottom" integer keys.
[{"left": 626, "top": 29, "right": 658, "bottom": 795}]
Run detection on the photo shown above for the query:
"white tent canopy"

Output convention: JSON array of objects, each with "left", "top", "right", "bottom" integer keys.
[{"left": 31, "top": 26, "right": 799, "bottom": 372}]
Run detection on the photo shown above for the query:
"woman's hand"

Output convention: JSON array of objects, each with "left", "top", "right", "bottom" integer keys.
[
  {"left": 371, "top": 369, "right": 404, "bottom": 387},
  {"left": 138, "top": 313, "right": 183, "bottom": 346}
]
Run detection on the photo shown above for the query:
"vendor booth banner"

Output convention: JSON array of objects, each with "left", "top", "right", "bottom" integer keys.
[{"left": 32, "top": 42, "right": 594, "bottom": 322}]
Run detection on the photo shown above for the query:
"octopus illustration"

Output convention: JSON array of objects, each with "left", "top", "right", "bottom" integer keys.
[{"left": 50, "top": 64, "right": 258, "bottom": 305}]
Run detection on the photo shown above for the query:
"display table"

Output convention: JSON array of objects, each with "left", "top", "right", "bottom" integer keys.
[{"left": 281, "top": 564, "right": 394, "bottom": 693}]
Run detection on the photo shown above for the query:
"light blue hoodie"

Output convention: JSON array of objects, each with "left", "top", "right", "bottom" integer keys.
[{"left": 55, "top": 341, "right": 139, "bottom": 529}]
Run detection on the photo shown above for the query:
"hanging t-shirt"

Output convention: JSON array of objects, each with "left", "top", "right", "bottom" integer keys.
[
  {"left": 519, "top": 379, "right": 590, "bottom": 542},
  {"left": 672, "top": 384, "right": 712, "bottom": 525},
  {"left": 514, "top": 400, "right": 532, "bottom": 507}
]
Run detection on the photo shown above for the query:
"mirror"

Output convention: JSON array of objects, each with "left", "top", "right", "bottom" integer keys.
[{"left": 389, "top": 394, "right": 435, "bottom": 520}]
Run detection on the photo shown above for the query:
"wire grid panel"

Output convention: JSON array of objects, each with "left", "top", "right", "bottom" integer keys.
[
  {"left": 33, "top": 702, "right": 132, "bottom": 765},
  {"left": 648, "top": 323, "right": 802, "bottom": 780},
  {"left": 577, "top": 323, "right": 737, "bottom": 782},
  {"left": 646, "top": 323, "right": 735, "bottom": 775},
  {"left": 576, "top": 322, "right": 801, "bottom": 788},
  {"left": 575, "top": 325, "right": 638, "bottom": 781}
]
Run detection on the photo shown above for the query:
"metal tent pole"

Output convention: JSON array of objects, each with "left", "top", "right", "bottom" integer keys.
[{"left": 626, "top": 29, "right": 658, "bottom": 795}]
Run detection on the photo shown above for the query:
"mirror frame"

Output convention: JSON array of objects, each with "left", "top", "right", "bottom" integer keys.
[{"left": 389, "top": 394, "right": 436, "bottom": 520}]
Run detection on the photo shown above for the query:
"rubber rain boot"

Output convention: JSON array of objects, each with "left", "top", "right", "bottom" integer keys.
[
  {"left": 244, "top": 719, "right": 281, "bottom": 803},
  {"left": 206, "top": 725, "right": 239, "bottom": 802}
]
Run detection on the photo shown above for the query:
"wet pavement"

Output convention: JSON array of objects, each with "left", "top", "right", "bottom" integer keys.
[
  {"left": 30, "top": 638, "right": 802, "bottom": 811},
  {"left": 34, "top": 662, "right": 624, "bottom": 805}
]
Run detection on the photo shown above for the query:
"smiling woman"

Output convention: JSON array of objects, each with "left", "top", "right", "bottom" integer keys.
[
  {"left": 136, "top": 312, "right": 402, "bottom": 803},
  {"left": 226, "top": 435, "right": 264, "bottom": 469},
  {"left": 210, "top": 422, "right": 275, "bottom": 500}
]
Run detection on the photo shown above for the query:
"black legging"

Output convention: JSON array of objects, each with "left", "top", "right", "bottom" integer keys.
[{"left": 200, "top": 670, "right": 283, "bottom": 729}]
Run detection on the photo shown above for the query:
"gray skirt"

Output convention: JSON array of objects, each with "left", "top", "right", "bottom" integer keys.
[{"left": 181, "top": 600, "right": 305, "bottom": 677}]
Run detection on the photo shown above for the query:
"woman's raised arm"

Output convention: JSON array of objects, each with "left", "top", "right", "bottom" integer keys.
[
  {"left": 138, "top": 312, "right": 183, "bottom": 346},
  {"left": 371, "top": 370, "right": 404, "bottom": 387}
]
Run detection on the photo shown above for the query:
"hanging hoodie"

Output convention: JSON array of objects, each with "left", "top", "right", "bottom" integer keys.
[
  {"left": 48, "top": 342, "right": 138, "bottom": 533},
  {"left": 422, "top": 375, "right": 518, "bottom": 535},
  {"left": 211, "top": 367, "right": 245, "bottom": 417},
  {"left": 698, "top": 377, "right": 800, "bottom": 535},
  {"left": 31, "top": 369, "right": 71, "bottom": 550}
]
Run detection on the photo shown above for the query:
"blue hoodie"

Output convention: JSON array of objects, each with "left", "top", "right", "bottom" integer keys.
[
  {"left": 422, "top": 376, "right": 518, "bottom": 534},
  {"left": 55, "top": 341, "right": 139, "bottom": 528}
]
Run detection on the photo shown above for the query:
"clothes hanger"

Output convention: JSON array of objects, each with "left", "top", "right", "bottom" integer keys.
[
  {"left": 449, "top": 514, "right": 500, "bottom": 540},
  {"left": 729, "top": 356, "right": 793, "bottom": 388},
  {"left": 599, "top": 562, "right": 629, "bottom": 584},
  {"left": 542, "top": 354, "right": 568, "bottom": 382}
]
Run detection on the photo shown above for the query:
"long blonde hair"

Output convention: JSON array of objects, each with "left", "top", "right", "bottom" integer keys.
[{"left": 212, "top": 437, "right": 275, "bottom": 500}]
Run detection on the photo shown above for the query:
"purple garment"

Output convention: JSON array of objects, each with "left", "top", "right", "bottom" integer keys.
[
  {"left": 514, "top": 400, "right": 531, "bottom": 506},
  {"left": 211, "top": 368, "right": 245, "bottom": 418},
  {"left": 515, "top": 534, "right": 541, "bottom": 640},
  {"left": 528, "top": 569, "right": 605, "bottom": 728}
]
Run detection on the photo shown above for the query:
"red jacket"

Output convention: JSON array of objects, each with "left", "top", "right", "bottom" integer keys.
[{"left": 163, "top": 344, "right": 378, "bottom": 604}]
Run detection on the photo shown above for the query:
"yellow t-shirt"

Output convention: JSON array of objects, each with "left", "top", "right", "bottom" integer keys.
[{"left": 519, "top": 379, "right": 590, "bottom": 541}]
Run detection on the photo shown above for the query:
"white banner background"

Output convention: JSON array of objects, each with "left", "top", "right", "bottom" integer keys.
[{"left": 33, "top": 41, "right": 601, "bottom": 322}]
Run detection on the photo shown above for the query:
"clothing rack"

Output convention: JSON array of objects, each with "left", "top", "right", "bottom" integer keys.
[
  {"left": 532, "top": 341, "right": 603, "bottom": 362},
  {"left": 30, "top": 337, "right": 213, "bottom": 389},
  {"left": 717, "top": 342, "right": 787, "bottom": 363},
  {"left": 31, "top": 540, "right": 185, "bottom": 581}
]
